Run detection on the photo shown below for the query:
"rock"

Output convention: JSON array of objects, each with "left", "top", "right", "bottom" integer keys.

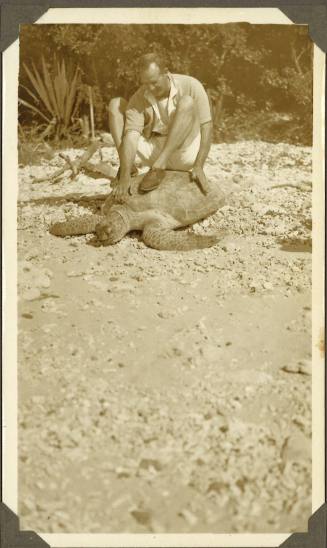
[
  {"left": 139, "top": 458, "right": 163, "bottom": 471},
  {"left": 263, "top": 281, "right": 274, "bottom": 290},
  {"left": 221, "top": 242, "right": 238, "bottom": 253},
  {"left": 282, "top": 431, "right": 311, "bottom": 462},
  {"left": 281, "top": 360, "right": 311, "bottom": 375},
  {"left": 99, "top": 132, "right": 115, "bottom": 146},
  {"left": 207, "top": 481, "right": 226, "bottom": 494},
  {"left": 157, "top": 311, "right": 170, "bottom": 319},
  {"left": 18, "top": 260, "right": 52, "bottom": 301},
  {"left": 131, "top": 510, "right": 152, "bottom": 527},
  {"left": 179, "top": 509, "right": 198, "bottom": 526}
]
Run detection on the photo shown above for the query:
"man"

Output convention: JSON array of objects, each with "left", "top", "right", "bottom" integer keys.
[{"left": 108, "top": 53, "right": 213, "bottom": 203}]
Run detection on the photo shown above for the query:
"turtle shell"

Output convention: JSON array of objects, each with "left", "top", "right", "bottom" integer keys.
[{"left": 103, "top": 170, "right": 225, "bottom": 227}]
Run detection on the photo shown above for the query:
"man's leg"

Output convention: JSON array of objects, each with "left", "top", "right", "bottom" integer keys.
[
  {"left": 152, "top": 95, "right": 198, "bottom": 170},
  {"left": 108, "top": 97, "right": 128, "bottom": 151},
  {"left": 108, "top": 97, "right": 140, "bottom": 178}
]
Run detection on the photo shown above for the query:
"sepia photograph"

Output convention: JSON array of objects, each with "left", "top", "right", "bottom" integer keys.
[{"left": 2, "top": 6, "right": 325, "bottom": 545}]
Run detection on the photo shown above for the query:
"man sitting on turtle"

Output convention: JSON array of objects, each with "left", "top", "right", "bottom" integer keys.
[{"left": 108, "top": 53, "right": 213, "bottom": 203}]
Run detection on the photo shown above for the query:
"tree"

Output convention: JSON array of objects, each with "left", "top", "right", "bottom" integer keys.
[{"left": 19, "top": 23, "right": 313, "bottom": 144}]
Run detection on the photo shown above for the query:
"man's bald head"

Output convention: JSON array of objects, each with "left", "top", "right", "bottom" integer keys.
[
  {"left": 138, "top": 53, "right": 170, "bottom": 99},
  {"left": 137, "top": 53, "right": 168, "bottom": 73}
]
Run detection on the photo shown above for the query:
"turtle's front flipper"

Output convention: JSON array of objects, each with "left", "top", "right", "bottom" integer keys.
[
  {"left": 49, "top": 214, "right": 104, "bottom": 237},
  {"left": 142, "top": 223, "right": 222, "bottom": 251}
]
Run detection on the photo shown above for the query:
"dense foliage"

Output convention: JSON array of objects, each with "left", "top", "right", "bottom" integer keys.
[{"left": 19, "top": 23, "right": 313, "bottom": 145}]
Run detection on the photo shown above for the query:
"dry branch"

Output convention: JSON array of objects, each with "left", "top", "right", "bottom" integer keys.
[
  {"left": 33, "top": 165, "right": 69, "bottom": 184},
  {"left": 271, "top": 181, "right": 312, "bottom": 192},
  {"left": 32, "top": 140, "right": 115, "bottom": 184},
  {"left": 59, "top": 153, "right": 78, "bottom": 177}
]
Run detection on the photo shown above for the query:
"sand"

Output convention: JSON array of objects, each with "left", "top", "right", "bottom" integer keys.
[{"left": 17, "top": 141, "right": 312, "bottom": 533}]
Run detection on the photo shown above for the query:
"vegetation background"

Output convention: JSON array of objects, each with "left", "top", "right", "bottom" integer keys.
[{"left": 18, "top": 23, "right": 313, "bottom": 154}]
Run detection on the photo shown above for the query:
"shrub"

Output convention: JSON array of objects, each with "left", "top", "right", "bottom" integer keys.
[{"left": 19, "top": 57, "right": 82, "bottom": 140}]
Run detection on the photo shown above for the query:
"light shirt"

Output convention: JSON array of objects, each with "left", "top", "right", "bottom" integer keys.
[
  {"left": 144, "top": 74, "right": 178, "bottom": 135},
  {"left": 124, "top": 72, "right": 212, "bottom": 139}
]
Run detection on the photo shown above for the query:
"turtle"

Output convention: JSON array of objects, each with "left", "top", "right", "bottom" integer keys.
[{"left": 49, "top": 170, "right": 225, "bottom": 251}]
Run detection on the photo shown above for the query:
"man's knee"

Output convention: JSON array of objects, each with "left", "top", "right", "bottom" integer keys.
[
  {"left": 177, "top": 95, "right": 194, "bottom": 112},
  {"left": 108, "top": 97, "right": 127, "bottom": 115}
]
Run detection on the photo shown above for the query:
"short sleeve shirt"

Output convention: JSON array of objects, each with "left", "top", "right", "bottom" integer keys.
[{"left": 124, "top": 73, "right": 212, "bottom": 138}]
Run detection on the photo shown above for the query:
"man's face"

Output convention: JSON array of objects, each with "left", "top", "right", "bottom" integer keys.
[{"left": 140, "top": 62, "right": 170, "bottom": 99}]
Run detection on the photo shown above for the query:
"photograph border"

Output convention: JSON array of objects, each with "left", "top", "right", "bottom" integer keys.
[{"left": 1, "top": 1, "right": 326, "bottom": 547}]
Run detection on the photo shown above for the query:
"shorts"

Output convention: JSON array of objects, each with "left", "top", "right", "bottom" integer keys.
[{"left": 136, "top": 132, "right": 201, "bottom": 171}]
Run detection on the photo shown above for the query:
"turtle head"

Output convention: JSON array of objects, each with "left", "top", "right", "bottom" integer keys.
[{"left": 95, "top": 210, "right": 129, "bottom": 246}]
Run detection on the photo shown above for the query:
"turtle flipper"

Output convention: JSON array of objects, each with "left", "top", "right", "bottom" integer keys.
[
  {"left": 142, "top": 223, "right": 221, "bottom": 251},
  {"left": 49, "top": 214, "right": 104, "bottom": 237}
]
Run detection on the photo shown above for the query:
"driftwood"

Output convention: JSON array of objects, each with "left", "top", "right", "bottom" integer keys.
[
  {"left": 271, "top": 181, "right": 312, "bottom": 192},
  {"left": 32, "top": 140, "right": 116, "bottom": 184}
]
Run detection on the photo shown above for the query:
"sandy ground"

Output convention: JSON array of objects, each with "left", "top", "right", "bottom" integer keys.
[{"left": 17, "top": 141, "right": 312, "bottom": 534}]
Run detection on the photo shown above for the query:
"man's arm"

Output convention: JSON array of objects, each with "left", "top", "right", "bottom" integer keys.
[
  {"left": 191, "top": 121, "right": 213, "bottom": 194},
  {"left": 113, "top": 130, "right": 140, "bottom": 202},
  {"left": 195, "top": 121, "right": 213, "bottom": 168}
]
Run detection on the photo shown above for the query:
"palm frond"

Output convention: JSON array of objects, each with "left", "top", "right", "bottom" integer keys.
[
  {"left": 20, "top": 57, "right": 82, "bottom": 137},
  {"left": 23, "top": 62, "right": 53, "bottom": 115},
  {"left": 19, "top": 83, "right": 42, "bottom": 106},
  {"left": 41, "top": 57, "right": 60, "bottom": 118},
  {"left": 64, "top": 67, "right": 80, "bottom": 128},
  {"left": 18, "top": 98, "right": 52, "bottom": 123}
]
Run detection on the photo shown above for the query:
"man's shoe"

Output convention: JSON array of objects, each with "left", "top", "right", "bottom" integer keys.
[{"left": 139, "top": 168, "right": 166, "bottom": 193}]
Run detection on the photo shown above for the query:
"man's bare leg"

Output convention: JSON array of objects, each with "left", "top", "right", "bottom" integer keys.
[
  {"left": 108, "top": 97, "right": 138, "bottom": 181},
  {"left": 108, "top": 97, "right": 128, "bottom": 151},
  {"left": 152, "top": 95, "right": 198, "bottom": 170}
]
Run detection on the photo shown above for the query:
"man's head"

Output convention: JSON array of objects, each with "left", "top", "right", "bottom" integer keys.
[{"left": 137, "top": 53, "right": 170, "bottom": 99}]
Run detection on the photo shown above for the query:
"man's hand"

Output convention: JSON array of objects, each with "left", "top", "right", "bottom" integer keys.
[
  {"left": 190, "top": 165, "right": 210, "bottom": 194},
  {"left": 112, "top": 177, "right": 132, "bottom": 203}
]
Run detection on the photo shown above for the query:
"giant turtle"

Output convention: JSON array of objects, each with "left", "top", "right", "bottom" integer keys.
[{"left": 49, "top": 170, "right": 225, "bottom": 251}]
